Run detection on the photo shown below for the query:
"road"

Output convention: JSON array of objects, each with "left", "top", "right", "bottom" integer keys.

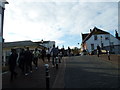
[
  {"left": 64, "top": 56, "right": 119, "bottom": 88},
  {"left": 2, "top": 55, "right": 120, "bottom": 89}
]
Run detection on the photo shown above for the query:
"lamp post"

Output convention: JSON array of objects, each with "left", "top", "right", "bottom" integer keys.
[
  {"left": 41, "top": 39, "right": 43, "bottom": 44},
  {"left": 0, "top": 1, "right": 8, "bottom": 90},
  {"left": 78, "top": 43, "right": 80, "bottom": 48},
  {"left": 41, "top": 39, "right": 44, "bottom": 49},
  {"left": 78, "top": 43, "right": 80, "bottom": 55}
]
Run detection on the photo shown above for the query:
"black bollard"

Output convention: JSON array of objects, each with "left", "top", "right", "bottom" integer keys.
[
  {"left": 59, "top": 58, "right": 61, "bottom": 63},
  {"left": 55, "top": 57, "right": 58, "bottom": 69},
  {"left": 97, "top": 50, "right": 99, "bottom": 57},
  {"left": 58, "top": 53, "right": 62, "bottom": 63},
  {"left": 44, "top": 64, "right": 50, "bottom": 90},
  {"left": 107, "top": 51, "right": 110, "bottom": 60}
]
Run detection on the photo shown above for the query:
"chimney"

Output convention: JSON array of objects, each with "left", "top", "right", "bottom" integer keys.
[
  {"left": 90, "top": 29, "right": 92, "bottom": 32},
  {"left": 115, "top": 30, "right": 118, "bottom": 38}
]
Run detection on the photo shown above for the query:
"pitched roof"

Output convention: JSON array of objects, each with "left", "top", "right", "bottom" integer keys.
[
  {"left": 81, "top": 33, "right": 89, "bottom": 41},
  {"left": 3, "top": 40, "right": 41, "bottom": 48},
  {"left": 82, "top": 27, "right": 109, "bottom": 43},
  {"left": 34, "top": 41, "right": 50, "bottom": 43}
]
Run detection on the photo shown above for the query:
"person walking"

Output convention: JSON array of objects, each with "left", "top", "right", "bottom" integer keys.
[
  {"left": 8, "top": 49, "right": 18, "bottom": 81},
  {"left": 18, "top": 48, "right": 25, "bottom": 74},
  {"left": 58, "top": 51, "right": 62, "bottom": 63},
  {"left": 50, "top": 45, "right": 59, "bottom": 67},
  {"left": 41, "top": 47, "right": 46, "bottom": 62},
  {"left": 97, "top": 45, "right": 101, "bottom": 57},
  {"left": 46, "top": 48, "right": 51, "bottom": 62},
  {"left": 24, "top": 47, "right": 32, "bottom": 75},
  {"left": 33, "top": 48, "right": 39, "bottom": 70},
  {"left": 68, "top": 46, "right": 71, "bottom": 56}
]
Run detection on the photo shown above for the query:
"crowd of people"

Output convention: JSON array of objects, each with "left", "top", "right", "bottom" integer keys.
[{"left": 8, "top": 45, "right": 64, "bottom": 81}]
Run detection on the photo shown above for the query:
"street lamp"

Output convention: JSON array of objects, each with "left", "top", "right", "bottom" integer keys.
[
  {"left": 0, "top": 1, "right": 8, "bottom": 90},
  {"left": 78, "top": 43, "right": 80, "bottom": 48}
]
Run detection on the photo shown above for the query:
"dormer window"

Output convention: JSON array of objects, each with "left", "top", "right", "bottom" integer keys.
[{"left": 94, "top": 35, "right": 97, "bottom": 40}]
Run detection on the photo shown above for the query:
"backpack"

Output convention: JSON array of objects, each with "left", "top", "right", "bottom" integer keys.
[{"left": 33, "top": 51, "right": 39, "bottom": 58}]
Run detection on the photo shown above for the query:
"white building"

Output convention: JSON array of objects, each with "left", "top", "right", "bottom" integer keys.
[
  {"left": 81, "top": 27, "right": 120, "bottom": 54},
  {"left": 34, "top": 40, "right": 55, "bottom": 49},
  {"left": 2, "top": 40, "right": 45, "bottom": 66}
]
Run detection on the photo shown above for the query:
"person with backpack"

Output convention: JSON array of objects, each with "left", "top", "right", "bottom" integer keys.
[{"left": 33, "top": 48, "right": 40, "bottom": 70}]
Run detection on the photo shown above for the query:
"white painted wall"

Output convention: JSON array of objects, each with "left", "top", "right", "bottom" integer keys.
[
  {"left": 42, "top": 41, "right": 55, "bottom": 49},
  {"left": 86, "top": 34, "right": 120, "bottom": 53}
]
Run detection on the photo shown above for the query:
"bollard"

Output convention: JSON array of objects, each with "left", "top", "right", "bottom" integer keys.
[
  {"left": 107, "top": 51, "right": 110, "bottom": 60},
  {"left": 58, "top": 55, "right": 61, "bottom": 63},
  {"left": 44, "top": 64, "right": 50, "bottom": 90},
  {"left": 55, "top": 57, "right": 58, "bottom": 69},
  {"left": 58, "top": 53, "right": 62, "bottom": 63},
  {"left": 59, "top": 57, "right": 61, "bottom": 63},
  {"left": 97, "top": 50, "right": 99, "bottom": 57}
]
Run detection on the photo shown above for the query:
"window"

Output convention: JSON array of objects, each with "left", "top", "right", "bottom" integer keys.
[
  {"left": 91, "top": 44, "right": 94, "bottom": 50},
  {"left": 94, "top": 35, "right": 97, "bottom": 40},
  {"left": 105, "top": 37, "right": 109, "bottom": 40},
  {"left": 101, "top": 43, "right": 104, "bottom": 48},
  {"left": 110, "top": 42, "right": 114, "bottom": 49}
]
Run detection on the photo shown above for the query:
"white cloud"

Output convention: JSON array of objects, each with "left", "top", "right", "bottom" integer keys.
[{"left": 3, "top": 1, "right": 118, "bottom": 47}]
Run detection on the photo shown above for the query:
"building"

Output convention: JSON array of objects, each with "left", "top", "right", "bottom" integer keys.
[
  {"left": 81, "top": 27, "right": 120, "bottom": 54},
  {"left": 34, "top": 40, "right": 55, "bottom": 49},
  {"left": 2, "top": 40, "right": 45, "bottom": 66}
]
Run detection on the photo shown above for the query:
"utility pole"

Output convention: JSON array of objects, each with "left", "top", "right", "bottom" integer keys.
[{"left": 0, "top": 1, "right": 9, "bottom": 90}]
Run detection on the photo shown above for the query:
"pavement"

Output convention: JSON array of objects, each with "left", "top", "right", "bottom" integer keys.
[{"left": 2, "top": 58, "right": 63, "bottom": 89}]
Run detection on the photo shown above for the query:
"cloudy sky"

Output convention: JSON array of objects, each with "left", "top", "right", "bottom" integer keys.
[{"left": 3, "top": 0, "right": 119, "bottom": 49}]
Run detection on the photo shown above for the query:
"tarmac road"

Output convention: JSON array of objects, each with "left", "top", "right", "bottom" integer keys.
[
  {"left": 2, "top": 55, "right": 120, "bottom": 89},
  {"left": 64, "top": 56, "right": 119, "bottom": 88}
]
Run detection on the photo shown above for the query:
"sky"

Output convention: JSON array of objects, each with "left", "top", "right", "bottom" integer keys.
[{"left": 3, "top": 0, "right": 119, "bottom": 49}]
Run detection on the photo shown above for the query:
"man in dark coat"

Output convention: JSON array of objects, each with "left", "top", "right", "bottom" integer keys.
[
  {"left": 18, "top": 48, "right": 25, "bottom": 74},
  {"left": 8, "top": 49, "right": 18, "bottom": 81},
  {"left": 24, "top": 47, "right": 33, "bottom": 75},
  {"left": 97, "top": 45, "right": 101, "bottom": 57},
  {"left": 41, "top": 47, "right": 46, "bottom": 62}
]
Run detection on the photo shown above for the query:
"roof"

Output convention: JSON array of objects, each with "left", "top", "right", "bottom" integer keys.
[
  {"left": 3, "top": 40, "right": 43, "bottom": 48},
  {"left": 81, "top": 33, "right": 89, "bottom": 41},
  {"left": 34, "top": 41, "right": 55, "bottom": 44},
  {"left": 82, "top": 27, "right": 110, "bottom": 43}
]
